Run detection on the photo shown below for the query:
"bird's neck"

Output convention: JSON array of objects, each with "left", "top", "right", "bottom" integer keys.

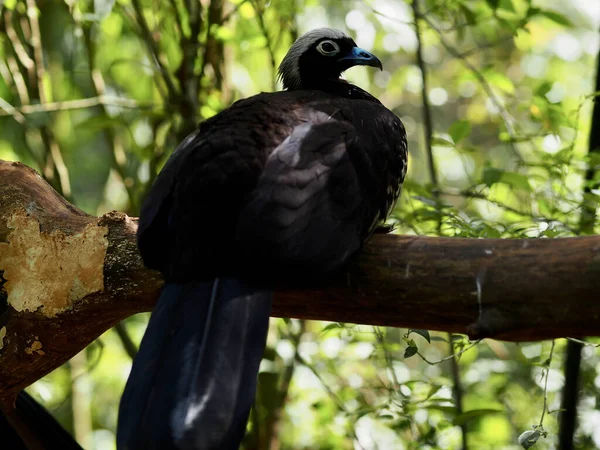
[{"left": 294, "top": 78, "right": 381, "bottom": 103}]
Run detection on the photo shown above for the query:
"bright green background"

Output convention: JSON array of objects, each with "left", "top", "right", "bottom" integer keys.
[{"left": 1, "top": 0, "right": 599, "bottom": 448}]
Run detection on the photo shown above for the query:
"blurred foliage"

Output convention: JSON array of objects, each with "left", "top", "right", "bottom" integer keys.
[{"left": 1, "top": 0, "right": 600, "bottom": 449}]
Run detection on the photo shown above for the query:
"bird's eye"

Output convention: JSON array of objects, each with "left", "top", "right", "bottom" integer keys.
[{"left": 316, "top": 40, "right": 340, "bottom": 56}]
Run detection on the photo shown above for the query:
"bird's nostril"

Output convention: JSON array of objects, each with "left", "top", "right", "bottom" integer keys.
[{"left": 360, "top": 52, "right": 369, "bottom": 58}]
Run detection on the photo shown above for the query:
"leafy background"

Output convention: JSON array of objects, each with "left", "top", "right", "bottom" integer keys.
[{"left": 1, "top": 0, "right": 599, "bottom": 448}]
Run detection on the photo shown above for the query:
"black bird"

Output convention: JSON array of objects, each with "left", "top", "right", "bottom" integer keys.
[{"left": 117, "top": 28, "right": 407, "bottom": 450}]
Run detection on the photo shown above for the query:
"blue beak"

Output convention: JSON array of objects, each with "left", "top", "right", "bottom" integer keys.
[{"left": 338, "top": 47, "right": 383, "bottom": 70}]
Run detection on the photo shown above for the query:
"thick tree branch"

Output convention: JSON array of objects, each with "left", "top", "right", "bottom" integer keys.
[{"left": 1, "top": 160, "right": 600, "bottom": 405}]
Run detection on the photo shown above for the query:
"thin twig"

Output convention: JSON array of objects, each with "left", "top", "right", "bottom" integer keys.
[
  {"left": 2, "top": 10, "right": 34, "bottom": 71},
  {"left": 417, "top": 340, "right": 482, "bottom": 365},
  {"left": 263, "top": 320, "right": 305, "bottom": 449},
  {"left": 83, "top": 27, "right": 138, "bottom": 213},
  {"left": 566, "top": 337, "right": 599, "bottom": 347},
  {"left": 294, "top": 352, "right": 365, "bottom": 450},
  {"left": 22, "top": 1, "right": 71, "bottom": 198},
  {"left": 538, "top": 340, "right": 556, "bottom": 427},
  {"left": 25, "top": 0, "right": 47, "bottom": 103},
  {"left": 449, "top": 338, "right": 468, "bottom": 450},
  {"left": 219, "top": 0, "right": 248, "bottom": 25},
  {"left": 114, "top": 322, "right": 138, "bottom": 360},
  {"left": 251, "top": 0, "right": 278, "bottom": 91},
  {"left": 0, "top": 95, "right": 157, "bottom": 117},
  {"left": 129, "top": 0, "right": 180, "bottom": 103},
  {"left": 414, "top": 5, "right": 467, "bottom": 446},
  {"left": 421, "top": 15, "right": 523, "bottom": 162},
  {"left": 412, "top": 0, "right": 438, "bottom": 190},
  {"left": 168, "top": 0, "right": 184, "bottom": 36},
  {"left": 3, "top": 11, "right": 32, "bottom": 104}
]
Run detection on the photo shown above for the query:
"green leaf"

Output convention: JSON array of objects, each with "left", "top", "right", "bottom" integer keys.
[
  {"left": 432, "top": 136, "right": 455, "bottom": 147},
  {"left": 78, "top": 115, "right": 125, "bottom": 132},
  {"left": 540, "top": 10, "right": 573, "bottom": 27},
  {"left": 425, "top": 384, "right": 443, "bottom": 400},
  {"left": 449, "top": 120, "right": 471, "bottom": 144},
  {"left": 321, "top": 323, "right": 343, "bottom": 334},
  {"left": 391, "top": 419, "right": 412, "bottom": 431},
  {"left": 257, "top": 372, "right": 280, "bottom": 410},
  {"left": 498, "top": 0, "right": 515, "bottom": 12},
  {"left": 535, "top": 81, "right": 553, "bottom": 97},
  {"left": 404, "top": 345, "right": 418, "bottom": 358},
  {"left": 453, "top": 409, "right": 503, "bottom": 426},
  {"left": 483, "top": 168, "right": 531, "bottom": 192},
  {"left": 410, "top": 329, "right": 431, "bottom": 343},
  {"left": 488, "top": 72, "right": 515, "bottom": 94},
  {"left": 460, "top": 4, "right": 477, "bottom": 25},
  {"left": 485, "top": 0, "right": 500, "bottom": 10},
  {"left": 424, "top": 405, "right": 458, "bottom": 414},
  {"left": 502, "top": 172, "right": 532, "bottom": 192},
  {"left": 483, "top": 167, "right": 504, "bottom": 187}
]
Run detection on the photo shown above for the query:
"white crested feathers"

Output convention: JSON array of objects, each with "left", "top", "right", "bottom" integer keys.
[{"left": 278, "top": 28, "right": 350, "bottom": 90}]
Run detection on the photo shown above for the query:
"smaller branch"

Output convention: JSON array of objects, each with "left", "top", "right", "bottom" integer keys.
[
  {"left": 197, "top": 0, "right": 226, "bottom": 111},
  {"left": 417, "top": 340, "right": 481, "bottom": 366},
  {"left": 175, "top": 0, "right": 203, "bottom": 133},
  {"left": 219, "top": 0, "right": 248, "bottom": 26},
  {"left": 295, "top": 353, "right": 347, "bottom": 413},
  {"left": 4, "top": 52, "right": 31, "bottom": 106},
  {"left": 412, "top": 0, "right": 437, "bottom": 187},
  {"left": 559, "top": 340, "right": 583, "bottom": 450},
  {"left": 0, "top": 95, "right": 157, "bottom": 117},
  {"left": 251, "top": 0, "right": 278, "bottom": 91},
  {"left": 25, "top": 0, "right": 47, "bottom": 104},
  {"left": 294, "top": 352, "right": 365, "bottom": 449},
  {"left": 262, "top": 320, "right": 305, "bottom": 449},
  {"left": 168, "top": 0, "right": 184, "bottom": 37},
  {"left": 566, "top": 337, "right": 599, "bottom": 347},
  {"left": 83, "top": 27, "right": 137, "bottom": 211},
  {"left": 449, "top": 336, "right": 468, "bottom": 450},
  {"left": 439, "top": 188, "right": 577, "bottom": 233},
  {"left": 43, "top": 128, "right": 71, "bottom": 198},
  {"left": 2, "top": 10, "right": 34, "bottom": 72},
  {"left": 129, "top": 0, "right": 180, "bottom": 103},
  {"left": 421, "top": 15, "right": 523, "bottom": 161},
  {"left": 114, "top": 322, "right": 138, "bottom": 360},
  {"left": 374, "top": 327, "right": 401, "bottom": 390},
  {"left": 2, "top": 50, "right": 43, "bottom": 169},
  {"left": 538, "top": 340, "right": 556, "bottom": 427},
  {"left": 0, "top": 97, "right": 26, "bottom": 124}
]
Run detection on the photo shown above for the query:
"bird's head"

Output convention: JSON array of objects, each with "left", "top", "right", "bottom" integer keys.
[{"left": 278, "top": 28, "right": 383, "bottom": 91}]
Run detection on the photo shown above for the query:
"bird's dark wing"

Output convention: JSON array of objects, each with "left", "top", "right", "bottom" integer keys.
[
  {"left": 236, "top": 111, "right": 362, "bottom": 274},
  {"left": 136, "top": 131, "right": 199, "bottom": 272},
  {"left": 237, "top": 101, "right": 407, "bottom": 276}
]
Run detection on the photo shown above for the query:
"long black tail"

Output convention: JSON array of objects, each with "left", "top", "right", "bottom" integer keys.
[
  {"left": 117, "top": 278, "right": 272, "bottom": 450},
  {"left": 0, "top": 390, "right": 83, "bottom": 450}
]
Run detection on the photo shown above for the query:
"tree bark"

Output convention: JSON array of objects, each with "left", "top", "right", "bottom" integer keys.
[{"left": 1, "top": 159, "right": 600, "bottom": 404}]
